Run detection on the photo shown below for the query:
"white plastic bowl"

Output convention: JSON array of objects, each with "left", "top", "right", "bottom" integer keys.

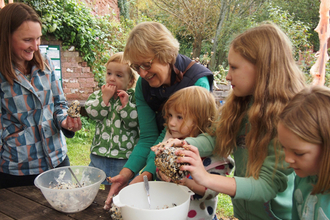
[
  {"left": 34, "top": 165, "right": 106, "bottom": 213},
  {"left": 113, "top": 181, "right": 194, "bottom": 220}
]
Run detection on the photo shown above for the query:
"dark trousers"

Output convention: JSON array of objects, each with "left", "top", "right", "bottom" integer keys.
[{"left": 0, "top": 156, "right": 70, "bottom": 188}]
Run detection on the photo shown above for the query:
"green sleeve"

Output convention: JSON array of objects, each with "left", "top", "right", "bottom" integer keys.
[
  {"left": 124, "top": 78, "right": 160, "bottom": 174},
  {"left": 85, "top": 90, "right": 109, "bottom": 121},
  {"left": 234, "top": 141, "right": 294, "bottom": 202},
  {"left": 142, "top": 77, "right": 212, "bottom": 176},
  {"left": 185, "top": 133, "right": 215, "bottom": 157},
  {"left": 291, "top": 176, "right": 300, "bottom": 220},
  {"left": 195, "top": 76, "right": 210, "bottom": 90},
  {"left": 119, "top": 89, "right": 139, "bottom": 127}
]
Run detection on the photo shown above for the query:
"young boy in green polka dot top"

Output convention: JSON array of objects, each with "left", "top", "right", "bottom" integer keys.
[{"left": 86, "top": 52, "right": 139, "bottom": 192}]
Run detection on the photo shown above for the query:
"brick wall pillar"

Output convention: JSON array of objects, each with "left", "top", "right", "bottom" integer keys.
[
  {"left": 41, "top": 38, "right": 98, "bottom": 104},
  {"left": 82, "top": 0, "right": 120, "bottom": 20}
]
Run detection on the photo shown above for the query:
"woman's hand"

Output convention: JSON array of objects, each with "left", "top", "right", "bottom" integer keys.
[
  {"left": 101, "top": 83, "right": 116, "bottom": 106},
  {"left": 156, "top": 169, "right": 172, "bottom": 182},
  {"left": 129, "top": 171, "right": 153, "bottom": 184},
  {"left": 61, "top": 116, "right": 82, "bottom": 132},
  {"left": 104, "top": 168, "right": 134, "bottom": 210},
  {"left": 117, "top": 90, "right": 129, "bottom": 110}
]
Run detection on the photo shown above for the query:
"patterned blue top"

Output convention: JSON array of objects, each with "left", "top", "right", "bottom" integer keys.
[{"left": 0, "top": 55, "right": 73, "bottom": 175}]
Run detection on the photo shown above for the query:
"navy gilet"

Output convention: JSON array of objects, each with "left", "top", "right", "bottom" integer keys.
[{"left": 142, "top": 54, "right": 214, "bottom": 133}]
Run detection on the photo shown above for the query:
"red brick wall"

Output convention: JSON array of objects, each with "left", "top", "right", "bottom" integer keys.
[
  {"left": 81, "top": 0, "right": 120, "bottom": 20},
  {"left": 41, "top": 38, "right": 98, "bottom": 103},
  {"left": 40, "top": 1, "right": 120, "bottom": 103}
]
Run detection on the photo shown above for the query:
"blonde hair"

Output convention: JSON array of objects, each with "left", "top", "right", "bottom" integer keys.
[
  {"left": 123, "top": 22, "right": 180, "bottom": 65},
  {"left": 163, "top": 86, "right": 217, "bottom": 138},
  {"left": 0, "top": 3, "right": 44, "bottom": 85},
  {"left": 212, "top": 22, "right": 306, "bottom": 178},
  {"left": 279, "top": 86, "right": 330, "bottom": 194},
  {"left": 106, "top": 52, "right": 138, "bottom": 89}
]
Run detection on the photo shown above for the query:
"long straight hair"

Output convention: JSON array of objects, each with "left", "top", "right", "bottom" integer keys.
[{"left": 0, "top": 3, "right": 44, "bottom": 85}]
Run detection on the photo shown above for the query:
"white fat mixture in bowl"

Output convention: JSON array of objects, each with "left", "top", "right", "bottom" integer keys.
[{"left": 34, "top": 166, "right": 106, "bottom": 213}]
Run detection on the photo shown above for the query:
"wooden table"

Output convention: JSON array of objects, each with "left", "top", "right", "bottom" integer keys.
[{"left": 0, "top": 186, "right": 112, "bottom": 220}]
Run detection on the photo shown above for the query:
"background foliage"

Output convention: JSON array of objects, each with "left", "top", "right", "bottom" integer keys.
[{"left": 18, "top": 0, "right": 328, "bottom": 87}]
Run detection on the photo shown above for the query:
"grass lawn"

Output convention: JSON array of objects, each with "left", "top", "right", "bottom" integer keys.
[
  {"left": 217, "top": 193, "right": 234, "bottom": 219},
  {"left": 65, "top": 117, "right": 234, "bottom": 218},
  {"left": 65, "top": 116, "right": 95, "bottom": 166},
  {"left": 66, "top": 138, "right": 90, "bottom": 166}
]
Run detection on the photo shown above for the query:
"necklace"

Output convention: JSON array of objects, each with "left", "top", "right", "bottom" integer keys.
[
  {"left": 25, "top": 73, "right": 32, "bottom": 81},
  {"left": 20, "top": 66, "right": 32, "bottom": 81}
]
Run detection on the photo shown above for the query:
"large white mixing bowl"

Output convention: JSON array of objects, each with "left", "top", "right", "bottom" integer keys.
[{"left": 113, "top": 181, "right": 194, "bottom": 220}]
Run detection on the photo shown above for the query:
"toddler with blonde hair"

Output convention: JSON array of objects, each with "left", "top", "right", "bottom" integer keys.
[
  {"left": 155, "top": 86, "right": 234, "bottom": 220},
  {"left": 86, "top": 52, "right": 139, "bottom": 192}
]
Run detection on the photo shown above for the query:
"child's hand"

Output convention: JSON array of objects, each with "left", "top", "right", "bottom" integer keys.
[
  {"left": 157, "top": 169, "right": 189, "bottom": 189},
  {"left": 176, "top": 145, "right": 209, "bottom": 186},
  {"left": 176, "top": 177, "right": 188, "bottom": 186},
  {"left": 117, "top": 90, "right": 128, "bottom": 110},
  {"left": 151, "top": 138, "right": 188, "bottom": 155},
  {"left": 158, "top": 169, "right": 188, "bottom": 186},
  {"left": 101, "top": 83, "right": 116, "bottom": 106},
  {"left": 156, "top": 169, "right": 172, "bottom": 182}
]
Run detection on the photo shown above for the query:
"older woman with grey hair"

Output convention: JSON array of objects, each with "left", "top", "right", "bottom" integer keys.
[{"left": 104, "top": 21, "right": 214, "bottom": 209}]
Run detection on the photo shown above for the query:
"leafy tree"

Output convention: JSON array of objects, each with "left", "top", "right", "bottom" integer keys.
[
  {"left": 271, "top": 0, "right": 320, "bottom": 50},
  {"left": 212, "top": 3, "right": 311, "bottom": 70},
  {"left": 209, "top": 0, "right": 267, "bottom": 70},
  {"left": 118, "top": 0, "right": 130, "bottom": 19},
  {"left": 152, "top": 0, "right": 220, "bottom": 58},
  {"left": 251, "top": 4, "right": 312, "bottom": 60}
]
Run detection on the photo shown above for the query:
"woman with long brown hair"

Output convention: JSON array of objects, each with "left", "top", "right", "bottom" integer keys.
[{"left": 0, "top": 3, "right": 81, "bottom": 188}]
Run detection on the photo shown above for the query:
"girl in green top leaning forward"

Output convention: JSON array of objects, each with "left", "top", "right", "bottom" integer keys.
[
  {"left": 154, "top": 23, "right": 306, "bottom": 220},
  {"left": 278, "top": 86, "right": 330, "bottom": 220},
  {"left": 86, "top": 52, "right": 139, "bottom": 192}
]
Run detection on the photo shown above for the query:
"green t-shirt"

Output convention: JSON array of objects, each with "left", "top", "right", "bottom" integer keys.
[{"left": 293, "top": 175, "right": 330, "bottom": 219}]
